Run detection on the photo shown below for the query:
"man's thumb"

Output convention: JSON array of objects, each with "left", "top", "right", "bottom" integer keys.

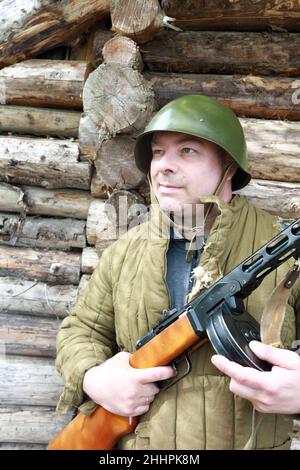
[{"left": 249, "top": 340, "right": 300, "bottom": 369}]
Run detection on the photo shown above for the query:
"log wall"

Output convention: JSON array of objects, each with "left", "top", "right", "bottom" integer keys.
[{"left": 1, "top": 0, "right": 299, "bottom": 450}]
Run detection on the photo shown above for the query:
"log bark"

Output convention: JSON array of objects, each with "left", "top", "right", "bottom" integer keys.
[
  {"left": 0, "top": 406, "right": 72, "bottom": 444},
  {"left": 0, "top": 1, "right": 56, "bottom": 41},
  {"left": 111, "top": 0, "right": 164, "bottom": 44},
  {"left": 236, "top": 180, "right": 300, "bottom": 219},
  {"left": 0, "top": 356, "right": 63, "bottom": 407},
  {"left": 145, "top": 72, "right": 300, "bottom": 121},
  {"left": 0, "top": 183, "right": 93, "bottom": 220},
  {"left": 81, "top": 247, "right": 99, "bottom": 274},
  {"left": 135, "top": 30, "right": 300, "bottom": 76},
  {"left": 0, "top": 443, "right": 47, "bottom": 450},
  {"left": 95, "top": 135, "right": 145, "bottom": 191},
  {"left": 0, "top": 277, "right": 77, "bottom": 318},
  {"left": 0, "top": 212, "right": 86, "bottom": 250},
  {"left": 0, "top": 59, "right": 91, "bottom": 108},
  {"left": 0, "top": 136, "right": 92, "bottom": 189},
  {"left": 0, "top": 0, "right": 111, "bottom": 68},
  {"left": 161, "top": 0, "right": 300, "bottom": 32},
  {"left": 0, "top": 313, "right": 59, "bottom": 357},
  {"left": 240, "top": 118, "right": 300, "bottom": 182},
  {"left": 0, "top": 105, "right": 80, "bottom": 137},
  {"left": 0, "top": 246, "right": 81, "bottom": 285}
]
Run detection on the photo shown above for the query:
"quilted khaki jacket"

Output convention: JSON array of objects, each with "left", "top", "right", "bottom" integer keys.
[{"left": 56, "top": 195, "right": 300, "bottom": 450}]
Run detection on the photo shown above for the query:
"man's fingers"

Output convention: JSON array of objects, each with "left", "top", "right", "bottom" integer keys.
[
  {"left": 211, "top": 354, "right": 262, "bottom": 388},
  {"left": 249, "top": 341, "right": 300, "bottom": 370},
  {"left": 135, "top": 365, "right": 176, "bottom": 384}
]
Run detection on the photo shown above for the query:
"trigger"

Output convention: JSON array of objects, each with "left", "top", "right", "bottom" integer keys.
[{"left": 157, "top": 354, "right": 192, "bottom": 391}]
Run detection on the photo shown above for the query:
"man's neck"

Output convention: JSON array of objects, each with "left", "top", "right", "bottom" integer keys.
[{"left": 171, "top": 201, "right": 227, "bottom": 241}]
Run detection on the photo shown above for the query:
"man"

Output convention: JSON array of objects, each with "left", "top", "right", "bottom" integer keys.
[{"left": 56, "top": 95, "right": 300, "bottom": 450}]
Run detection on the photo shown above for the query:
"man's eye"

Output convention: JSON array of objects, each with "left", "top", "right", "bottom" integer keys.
[
  {"left": 152, "top": 148, "right": 163, "bottom": 156},
  {"left": 182, "top": 147, "right": 195, "bottom": 154}
]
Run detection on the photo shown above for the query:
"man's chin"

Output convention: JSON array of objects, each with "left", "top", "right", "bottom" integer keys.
[{"left": 157, "top": 201, "right": 183, "bottom": 214}]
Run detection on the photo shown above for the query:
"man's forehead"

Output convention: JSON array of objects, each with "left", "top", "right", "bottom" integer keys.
[{"left": 151, "top": 131, "right": 205, "bottom": 145}]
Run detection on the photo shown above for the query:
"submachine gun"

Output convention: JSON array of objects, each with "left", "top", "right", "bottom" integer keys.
[{"left": 49, "top": 217, "right": 300, "bottom": 450}]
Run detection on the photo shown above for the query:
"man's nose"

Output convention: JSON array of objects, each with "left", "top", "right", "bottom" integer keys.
[{"left": 155, "top": 149, "right": 177, "bottom": 173}]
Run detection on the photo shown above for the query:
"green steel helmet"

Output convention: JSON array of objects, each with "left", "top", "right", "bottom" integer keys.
[{"left": 134, "top": 94, "right": 250, "bottom": 190}]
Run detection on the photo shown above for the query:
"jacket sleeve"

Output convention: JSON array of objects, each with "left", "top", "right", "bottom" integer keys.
[
  {"left": 55, "top": 245, "right": 117, "bottom": 414},
  {"left": 296, "top": 286, "right": 300, "bottom": 340}
]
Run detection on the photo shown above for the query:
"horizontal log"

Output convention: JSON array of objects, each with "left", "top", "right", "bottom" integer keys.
[
  {"left": 236, "top": 180, "right": 300, "bottom": 219},
  {"left": 81, "top": 247, "right": 99, "bottom": 274},
  {"left": 0, "top": 105, "right": 80, "bottom": 137},
  {"left": 240, "top": 118, "right": 300, "bottom": 182},
  {"left": 0, "top": 136, "right": 92, "bottom": 189},
  {"left": 0, "top": 59, "right": 91, "bottom": 108},
  {"left": 0, "top": 1, "right": 57, "bottom": 42},
  {"left": 0, "top": 443, "right": 47, "bottom": 450},
  {"left": 145, "top": 72, "right": 300, "bottom": 121},
  {"left": 134, "top": 31, "right": 300, "bottom": 76},
  {"left": 0, "top": 277, "right": 77, "bottom": 317},
  {"left": 0, "top": 246, "right": 81, "bottom": 285},
  {"left": 0, "top": 355, "right": 63, "bottom": 407},
  {"left": 0, "top": 0, "right": 111, "bottom": 68},
  {"left": 161, "top": 0, "right": 300, "bottom": 31},
  {"left": 0, "top": 406, "right": 72, "bottom": 444},
  {"left": 0, "top": 212, "right": 86, "bottom": 249},
  {"left": 0, "top": 313, "right": 59, "bottom": 357},
  {"left": 0, "top": 184, "right": 93, "bottom": 219}
]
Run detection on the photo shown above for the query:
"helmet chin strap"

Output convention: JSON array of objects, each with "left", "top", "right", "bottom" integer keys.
[
  {"left": 203, "top": 161, "right": 237, "bottom": 227},
  {"left": 183, "top": 161, "right": 237, "bottom": 261}
]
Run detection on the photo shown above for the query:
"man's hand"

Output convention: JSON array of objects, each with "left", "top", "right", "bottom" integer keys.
[
  {"left": 211, "top": 340, "right": 300, "bottom": 414},
  {"left": 83, "top": 352, "right": 175, "bottom": 417}
]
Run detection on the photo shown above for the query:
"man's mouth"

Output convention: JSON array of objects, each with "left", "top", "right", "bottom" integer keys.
[{"left": 159, "top": 183, "right": 182, "bottom": 190}]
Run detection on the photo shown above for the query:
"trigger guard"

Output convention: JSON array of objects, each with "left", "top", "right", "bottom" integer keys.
[{"left": 206, "top": 301, "right": 271, "bottom": 371}]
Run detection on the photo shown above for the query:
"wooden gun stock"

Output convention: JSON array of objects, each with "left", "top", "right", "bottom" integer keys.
[{"left": 48, "top": 313, "right": 203, "bottom": 450}]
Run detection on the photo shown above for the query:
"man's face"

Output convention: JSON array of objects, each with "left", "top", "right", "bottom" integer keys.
[{"left": 150, "top": 131, "right": 227, "bottom": 213}]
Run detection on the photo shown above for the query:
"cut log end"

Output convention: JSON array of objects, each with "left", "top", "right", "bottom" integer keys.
[
  {"left": 102, "top": 36, "right": 143, "bottom": 70},
  {"left": 111, "top": 0, "right": 163, "bottom": 44},
  {"left": 82, "top": 63, "right": 155, "bottom": 137},
  {"left": 95, "top": 135, "right": 145, "bottom": 191}
]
